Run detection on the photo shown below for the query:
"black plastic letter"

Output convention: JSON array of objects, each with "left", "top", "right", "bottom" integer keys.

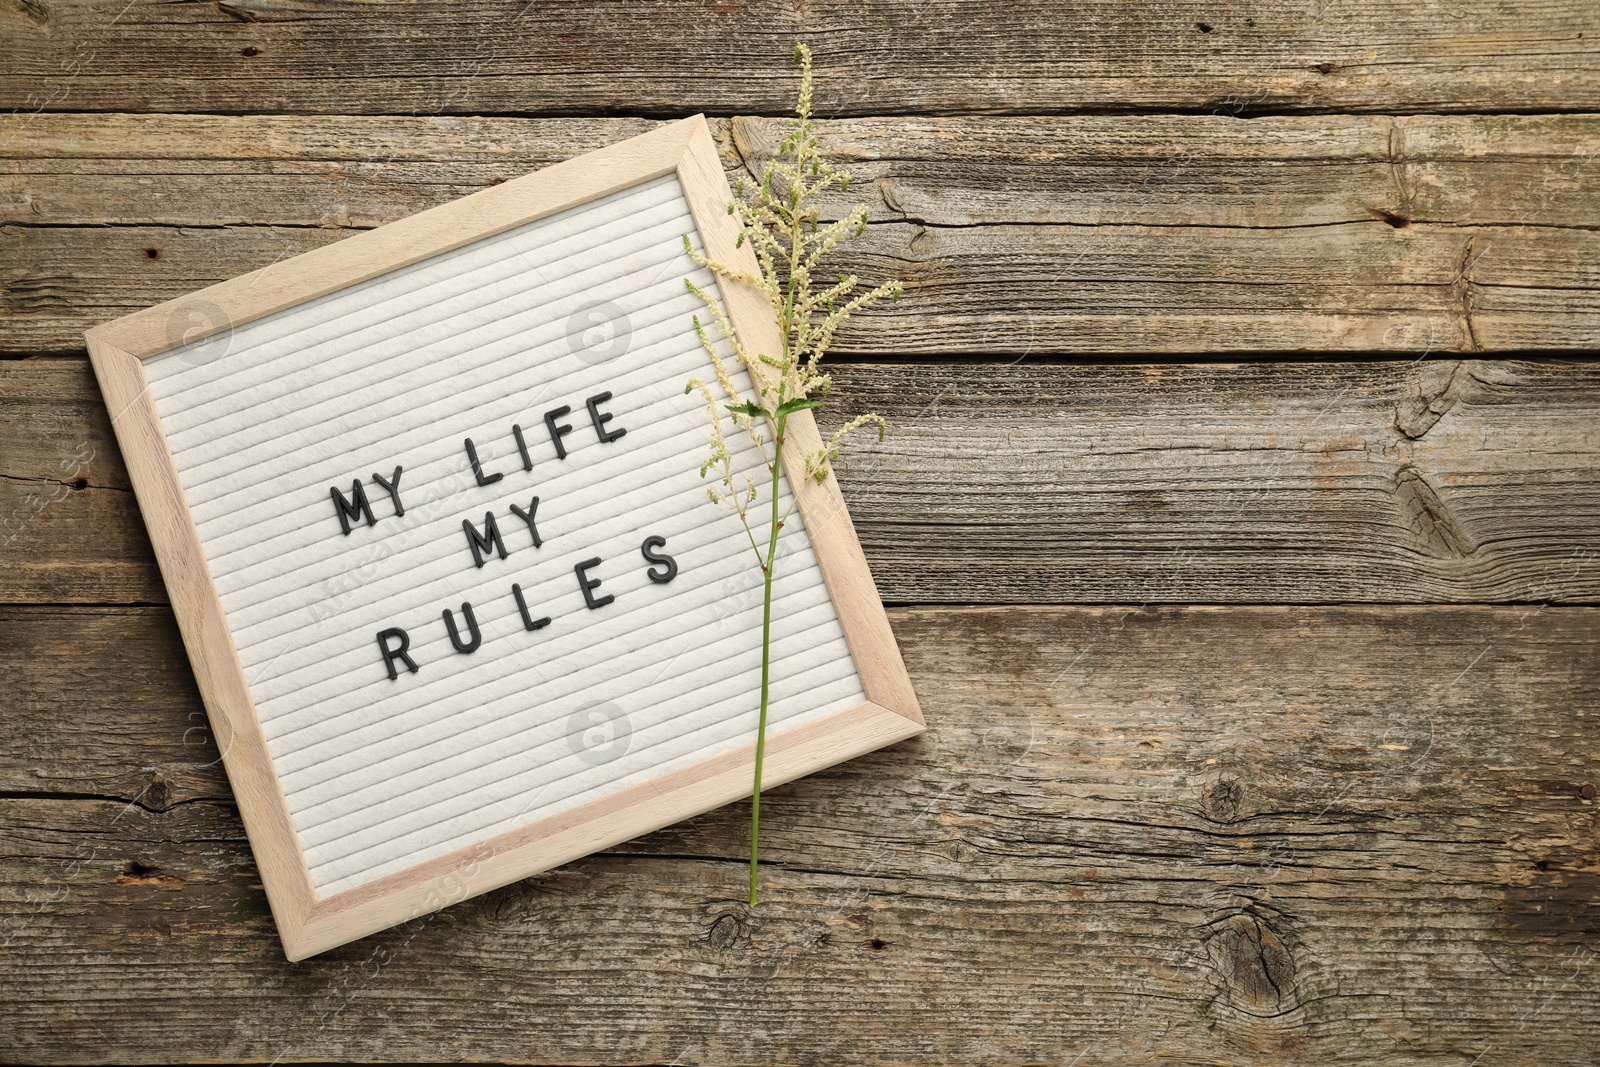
[
  {"left": 544, "top": 405, "right": 574, "bottom": 460},
  {"left": 377, "top": 627, "right": 418, "bottom": 680},
  {"left": 512, "top": 423, "right": 534, "bottom": 472},
  {"left": 586, "top": 390, "right": 627, "bottom": 444},
  {"left": 462, "top": 511, "right": 509, "bottom": 568},
  {"left": 331, "top": 479, "right": 376, "bottom": 535},
  {"left": 640, "top": 534, "right": 678, "bottom": 584},
  {"left": 464, "top": 437, "right": 504, "bottom": 487},
  {"left": 574, "top": 557, "right": 614, "bottom": 610},
  {"left": 512, "top": 583, "right": 550, "bottom": 631},
  {"left": 370, "top": 465, "right": 405, "bottom": 517},
  {"left": 509, "top": 497, "right": 542, "bottom": 548},
  {"left": 442, "top": 602, "right": 482, "bottom": 653}
]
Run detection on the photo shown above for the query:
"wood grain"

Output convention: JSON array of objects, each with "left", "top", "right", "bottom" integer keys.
[
  {"left": 5, "top": 0, "right": 1598, "bottom": 1051},
  {"left": 0, "top": 0, "right": 1595, "bottom": 116},
  {"left": 5, "top": 113, "right": 1600, "bottom": 354},
  {"left": 6, "top": 358, "right": 1597, "bottom": 607},
  {"left": 3, "top": 603, "right": 1595, "bottom": 1063},
  {"left": 21, "top": 217, "right": 1600, "bottom": 355},
  {"left": 7, "top": 113, "right": 1599, "bottom": 229}
]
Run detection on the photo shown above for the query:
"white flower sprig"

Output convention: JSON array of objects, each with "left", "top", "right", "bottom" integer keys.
[{"left": 683, "top": 43, "right": 902, "bottom": 906}]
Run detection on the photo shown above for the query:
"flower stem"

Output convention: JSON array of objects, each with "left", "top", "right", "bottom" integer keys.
[{"left": 750, "top": 420, "right": 786, "bottom": 906}]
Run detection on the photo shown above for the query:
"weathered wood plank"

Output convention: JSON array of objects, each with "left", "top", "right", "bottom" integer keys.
[
  {"left": 738, "top": 113, "right": 1600, "bottom": 230},
  {"left": 6, "top": 113, "right": 1600, "bottom": 354},
  {"left": 1, "top": 0, "right": 1596, "bottom": 116},
  {"left": 4, "top": 358, "right": 1598, "bottom": 606},
  {"left": 0, "top": 114, "right": 676, "bottom": 228},
  {"left": 2, "top": 603, "right": 1596, "bottom": 1063},
  {"left": 10, "top": 216, "right": 1534, "bottom": 354},
  {"left": 0, "top": 607, "right": 227, "bottom": 803},
  {"left": 8, "top": 113, "right": 1600, "bottom": 229}
]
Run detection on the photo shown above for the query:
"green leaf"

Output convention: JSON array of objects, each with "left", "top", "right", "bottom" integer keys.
[
  {"left": 726, "top": 401, "right": 770, "bottom": 419},
  {"left": 775, "top": 397, "right": 823, "bottom": 416}
]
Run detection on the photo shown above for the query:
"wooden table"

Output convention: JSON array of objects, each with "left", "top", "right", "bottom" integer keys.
[{"left": 3, "top": 4, "right": 1598, "bottom": 1062}]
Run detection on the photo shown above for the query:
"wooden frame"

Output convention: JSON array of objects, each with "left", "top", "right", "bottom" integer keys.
[{"left": 83, "top": 115, "right": 924, "bottom": 962}]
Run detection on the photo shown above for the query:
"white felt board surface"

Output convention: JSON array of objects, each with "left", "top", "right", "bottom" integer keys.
[{"left": 143, "top": 172, "right": 867, "bottom": 897}]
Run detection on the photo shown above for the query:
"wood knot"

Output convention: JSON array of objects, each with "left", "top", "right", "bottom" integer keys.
[
  {"left": 1393, "top": 464, "right": 1477, "bottom": 559},
  {"left": 1367, "top": 207, "right": 1412, "bottom": 228},
  {"left": 216, "top": 1, "right": 260, "bottom": 22},
  {"left": 878, "top": 177, "right": 906, "bottom": 216},
  {"left": 118, "top": 860, "right": 183, "bottom": 888},
  {"left": 1200, "top": 907, "right": 1300, "bottom": 1018},
  {"left": 141, "top": 772, "right": 174, "bottom": 811},
  {"left": 1202, "top": 775, "right": 1246, "bottom": 823},
  {"left": 706, "top": 912, "right": 743, "bottom": 951},
  {"left": 4, "top": 0, "right": 50, "bottom": 29},
  {"left": 492, "top": 885, "right": 530, "bottom": 922},
  {"left": 908, "top": 226, "right": 934, "bottom": 258},
  {"left": 1394, "top": 360, "right": 1464, "bottom": 440}
]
